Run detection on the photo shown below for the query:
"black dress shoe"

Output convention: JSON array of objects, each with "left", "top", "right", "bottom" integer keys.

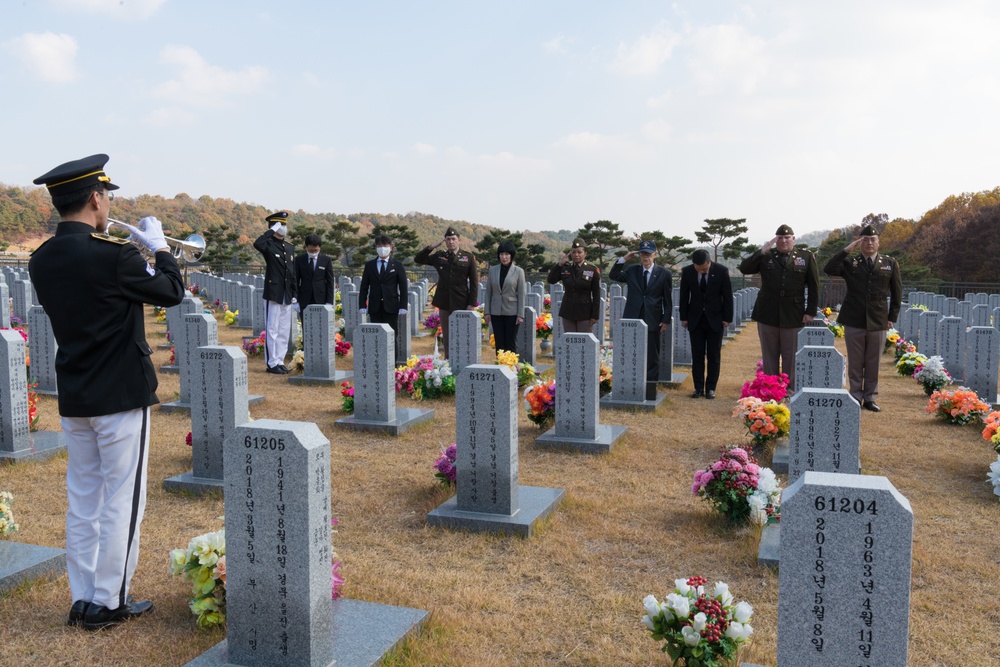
[
  {"left": 705, "top": 390, "right": 716, "bottom": 399},
  {"left": 863, "top": 401, "right": 881, "bottom": 413},
  {"left": 690, "top": 390, "right": 703, "bottom": 398},
  {"left": 278, "top": 364, "right": 291, "bottom": 374},
  {"left": 83, "top": 597, "right": 154, "bottom": 631},
  {"left": 67, "top": 600, "right": 88, "bottom": 627},
  {"left": 266, "top": 365, "right": 284, "bottom": 374}
]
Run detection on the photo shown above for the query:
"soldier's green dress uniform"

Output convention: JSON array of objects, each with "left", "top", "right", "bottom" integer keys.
[
  {"left": 547, "top": 260, "right": 602, "bottom": 322},
  {"left": 738, "top": 224, "right": 819, "bottom": 389},
  {"left": 415, "top": 228, "right": 478, "bottom": 357}
]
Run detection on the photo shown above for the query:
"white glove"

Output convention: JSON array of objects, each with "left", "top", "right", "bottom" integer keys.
[
  {"left": 271, "top": 222, "right": 283, "bottom": 233},
  {"left": 119, "top": 216, "right": 168, "bottom": 253},
  {"left": 398, "top": 309, "right": 407, "bottom": 315},
  {"left": 359, "top": 308, "right": 368, "bottom": 314},
  {"left": 292, "top": 303, "right": 300, "bottom": 313}
]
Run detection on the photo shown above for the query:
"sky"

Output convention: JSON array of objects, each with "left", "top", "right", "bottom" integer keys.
[{"left": 3, "top": 1, "right": 1000, "bottom": 243}]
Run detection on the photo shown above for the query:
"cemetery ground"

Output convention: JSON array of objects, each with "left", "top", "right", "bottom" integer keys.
[{"left": 2, "top": 311, "right": 999, "bottom": 667}]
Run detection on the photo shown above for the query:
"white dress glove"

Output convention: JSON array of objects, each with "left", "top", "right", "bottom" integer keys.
[
  {"left": 398, "top": 309, "right": 407, "bottom": 315},
  {"left": 118, "top": 216, "right": 168, "bottom": 253},
  {"left": 271, "top": 222, "right": 283, "bottom": 233},
  {"left": 359, "top": 308, "right": 368, "bottom": 314}
]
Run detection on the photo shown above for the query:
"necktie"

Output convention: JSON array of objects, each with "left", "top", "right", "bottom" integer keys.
[
  {"left": 311, "top": 258, "right": 316, "bottom": 272},
  {"left": 643, "top": 269, "right": 650, "bottom": 289},
  {"left": 867, "top": 256, "right": 874, "bottom": 271},
  {"left": 700, "top": 272, "right": 707, "bottom": 292},
  {"left": 779, "top": 254, "right": 788, "bottom": 266},
  {"left": 379, "top": 260, "right": 385, "bottom": 276}
]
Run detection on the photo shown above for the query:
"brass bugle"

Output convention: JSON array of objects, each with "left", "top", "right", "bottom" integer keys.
[{"left": 106, "top": 218, "right": 207, "bottom": 263}]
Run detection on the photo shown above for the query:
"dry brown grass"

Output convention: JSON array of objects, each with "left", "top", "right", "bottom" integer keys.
[{"left": 2, "top": 313, "right": 999, "bottom": 666}]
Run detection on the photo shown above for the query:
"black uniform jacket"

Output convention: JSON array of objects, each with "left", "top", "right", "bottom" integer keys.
[
  {"left": 609, "top": 261, "right": 673, "bottom": 331},
  {"left": 678, "top": 263, "right": 734, "bottom": 333},
  {"left": 824, "top": 251, "right": 902, "bottom": 331},
  {"left": 739, "top": 247, "right": 819, "bottom": 328},
  {"left": 294, "top": 252, "right": 335, "bottom": 308},
  {"left": 254, "top": 229, "right": 297, "bottom": 303},
  {"left": 547, "top": 261, "right": 601, "bottom": 321},
  {"left": 414, "top": 246, "right": 477, "bottom": 311},
  {"left": 28, "top": 221, "right": 185, "bottom": 417},
  {"left": 359, "top": 257, "right": 409, "bottom": 315}
]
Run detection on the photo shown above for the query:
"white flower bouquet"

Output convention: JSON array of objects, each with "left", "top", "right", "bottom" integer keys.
[{"left": 169, "top": 529, "right": 227, "bottom": 628}]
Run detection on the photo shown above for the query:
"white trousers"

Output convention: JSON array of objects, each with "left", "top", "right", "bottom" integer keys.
[
  {"left": 62, "top": 407, "right": 150, "bottom": 610},
  {"left": 265, "top": 300, "right": 293, "bottom": 368}
]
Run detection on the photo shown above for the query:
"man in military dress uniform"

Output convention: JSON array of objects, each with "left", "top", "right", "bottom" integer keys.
[
  {"left": 547, "top": 238, "right": 602, "bottom": 333},
  {"left": 28, "top": 154, "right": 185, "bottom": 630},
  {"left": 738, "top": 224, "right": 819, "bottom": 390},
  {"left": 823, "top": 224, "right": 902, "bottom": 412},
  {"left": 415, "top": 227, "right": 477, "bottom": 358},
  {"left": 253, "top": 211, "right": 298, "bottom": 373}
]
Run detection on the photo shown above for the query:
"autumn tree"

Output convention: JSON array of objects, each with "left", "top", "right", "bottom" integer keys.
[
  {"left": 696, "top": 218, "right": 749, "bottom": 262},
  {"left": 357, "top": 223, "right": 421, "bottom": 266},
  {"left": 624, "top": 231, "right": 694, "bottom": 269}
]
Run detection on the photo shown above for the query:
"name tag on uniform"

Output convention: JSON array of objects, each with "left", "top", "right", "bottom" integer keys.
[
  {"left": 794, "top": 257, "right": 806, "bottom": 266},
  {"left": 317, "top": 266, "right": 325, "bottom": 270}
]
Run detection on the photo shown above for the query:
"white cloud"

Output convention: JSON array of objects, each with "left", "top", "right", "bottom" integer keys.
[
  {"left": 685, "top": 23, "right": 769, "bottom": 95},
  {"left": 553, "top": 131, "right": 649, "bottom": 158},
  {"left": 646, "top": 91, "right": 672, "bottom": 109},
  {"left": 542, "top": 34, "right": 573, "bottom": 55},
  {"left": 153, "top": 46, "right": 269, "bottom": 107},
  {"left": 6, "top": 32, "right": 78, "bottom": 83},
  {"left": 51, "top": 0, "right": 166, "bottom": 20},
  {"left": 143, "top": 106, "right": 197, "bottom": 128},
  {"left": 610, "top": 23, "right": 679, "bottom": 77},
  {"left": 291, "top": 144, "right": 336, "bottom": 159},
  {"left": 476, "top": 151, "right": 550, "bottom": 174},
  {"left": 413, "top": 143, "right": 437, "bottom": 155},
  {"left": 641, "top": 119, "right": 672, "bottom": 143}
]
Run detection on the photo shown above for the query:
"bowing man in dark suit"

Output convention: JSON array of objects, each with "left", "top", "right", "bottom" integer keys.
[
  {"left": 294, "top": 233, "right": 336, "bottom": 322},
  {"left": 609, "top": 239, "right": 673, "bottom": 400},
  {"left": 679, "top": 249, "right": 734, "bottom": 399},
  {"left": 359, "top": 234, "right": 408, "bottom": 332}
]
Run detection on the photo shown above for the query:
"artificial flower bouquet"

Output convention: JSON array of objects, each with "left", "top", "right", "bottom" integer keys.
[
  {"left": 340, "top": 381, "right": 354, "bottom": 413},
  {"left": 884, "top": 328, "right": 900, "bottom": 353},
  {"left": 987, "top": 456, "right": 1000, "bottom": 499},
  {"left": 169, "top": 529, "right": 227, "bottom": 628},
  {"left": 895, "top": 351, "right": 927, "bottom": 377},
  {"left": 28, "top": 383, "right": 39, "bottom": 431},
  {"left": 153, "top": 305, "right": 166, "bottom": 323},
  {"left": 732, "top": 397, "right": 790, "bottom": 451},
  {"left": 433, "top": 444, "right": 457, "bottom": 486},
  {"left": 926, "top": 387, "right": 989, "bottom": 426},
  {"left": 739, "top": 371, "right": 790, "bottom": 403},
  {"left": 223, "top": 308, "right": 239, "bottom": 326},
  {"left": 423, "top": 310, "right": 441, "bottom": 333},
  {"left": 543, "top": 295, "right": 552, "bottom": 310},
  {"left": 535, "top": 312, "right": 553, "bottom": 340},
  {"left": 641, "top": 576, "right": 754, "bottom": 667},
  {"left": 334, "top": 332, "right": 351, "bottom": 357},
  {"left": 496, "top": 350, "right": 536, "bottom": 387},
  {"left": 983, "top": 412, "right": 1000, "bottom": 453},
  {"left": 524, "top": 380, "right": 556, "bottom": 427},
  {"left": 692, "top": 447, "right": 781, "bottom": 525},
  {"left": 395, "top": 355, "right": 456, "bottom": 400},
  {"left": 893, "top": 337, "right": 917, "bottom": 362},
  {"left": 824, "top": 319, "right": 845, "bottom": 338},
  {"left": 599, "top": 345, "right": 613, "bottom": 397},
  {"left": 0, "top": 491, "right": 20, "bottom": 537},
  {"left": 912, "top": 355, "right": 952, "bottom": 395},
  {"left": 289, "top": 350, "right": 305, "bottom": 373},
  {"left": 242, "top": 331, "right": 265, "bottom": 357}
]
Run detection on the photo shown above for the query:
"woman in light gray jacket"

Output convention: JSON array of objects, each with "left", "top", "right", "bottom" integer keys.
[{"left": 483, "top": 240, "right": 526, "bottom": 356}]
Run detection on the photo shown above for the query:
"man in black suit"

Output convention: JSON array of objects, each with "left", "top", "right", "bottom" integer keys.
[
  {"left": 294, "top": 233, "right": 335, "bottom": 322},
  {"left": 609, "top": 239, "right": 673, "bottom": 400},
  {"left": 359, "top": 235, "right": 408, "bottom": 332},
  {"left": 679, "top": 249, "right": 734, "bottom": 399}
]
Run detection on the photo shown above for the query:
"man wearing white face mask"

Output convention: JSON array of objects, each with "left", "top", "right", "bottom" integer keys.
[
  {"left": 359, "top": 234, "right": 408, "bottom": 332},
  {"left": 253, "top": 211, "right": 298, "bottom": 374},
  {"left": 294, "top": 233, "right": 335, "bottom": 322}
]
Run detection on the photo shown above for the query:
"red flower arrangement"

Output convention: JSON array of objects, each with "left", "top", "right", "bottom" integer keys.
[{"left": 739, "top": 371, "right": 789, "bottom": 403}]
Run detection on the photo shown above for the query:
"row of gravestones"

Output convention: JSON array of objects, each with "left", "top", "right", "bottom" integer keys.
[{"left": 897, "top": 301, "right": 1000, "bottom": 405}]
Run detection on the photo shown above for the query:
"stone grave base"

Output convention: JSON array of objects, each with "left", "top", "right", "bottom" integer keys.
[
  {"left": 159, "top": 364, "right": 179, "bottom": 374},
  {"left": 413, "top": 331, "right": 431, "bottom": 338},
  {"left": 157, "top": 343, "right": 172, "bottom": 350},
  {"left": 335, "top": 408, "right": 434, "bottom": 436},
  {"left": 160, "top": 395, "right": 265, "bottom": 415},
  {"left": 33, "top": 388, "right": 58, "bottom": 397},
  {"left": 0, "top": 431, "right": 66, "bottom": 464},
  {"left": 772, "top": 439, "right": 789, "bottom": 474},
  {"left": 184, "top": 598, "right": 428, "bottom": 667},
  {"left": 535, "top": 424, "right": 628, "bottom": 454},
  {"left": 287, "top": 370, "right": 354, "bottom": 385},
  {"left": 531, "top": 363, "right": 553, "bottom": 375},
  {"left": 0, "top": 541, "right": 66, "bottom": 594},
  {"left": 657, "top": 372, "right": 688, "bottom": 387},
  {"left": 427, "top": 486, "right": 565, "bottom": 537},
  {"left": 163, "top": 472, "right": 224, "bottom": 496},
  {"left": 757, "top": 522, "right": 780, "bottom": 568},
  {"left": 600, "top": 392, "right": 668, "bottom": 412}
]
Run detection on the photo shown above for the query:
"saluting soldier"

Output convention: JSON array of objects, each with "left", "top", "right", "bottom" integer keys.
[
  {"left": 547, "top": 237, "right": 602, "bottom": 333},
  {"left": 823, "top": 224, "right": 902, "bottom": 412},
  {"left": 28, "top": 154, "right": 185, "bottom": 630},
  {"left": 414, "top": 227, "right": 478, "bottom": 358},
  {"left": 738, "top": 224, "right": 819, "bottom": 390},
  {"left": 253, "top": 211, "right": 298, "bottom": 374}
]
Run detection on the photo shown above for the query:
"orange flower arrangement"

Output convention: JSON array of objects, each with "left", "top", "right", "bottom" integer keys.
[
  {"left": 926, "top": 387, "right": 989, "bottom": 426},
  {"left": 982, "top": 411, "right": 1000, "bottom": 451}
]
